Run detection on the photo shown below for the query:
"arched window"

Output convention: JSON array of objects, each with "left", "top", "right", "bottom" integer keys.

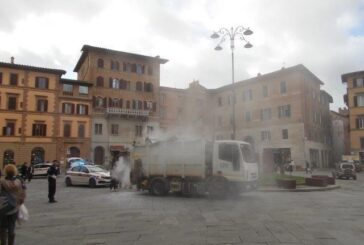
[
  {"left": 126, "top": 100, "right": 130, "bottom": 109},
  {"left": 31, "top": 147, "right": 45, "bottom": 164},
  {"left": 97, "top": 58, "right": 104, "bottom": 68},
  {"left": 112, "top": 98, "right": 119, "bottom": 107},
  {"left": 69, "top": 147, "right": 80, "bottom": 157},
  {"left": 3, "top": 150, "right": 14, "bottom": 165},
  {"left": 96, "top": 76, "right": 104, "bottom": 87}
]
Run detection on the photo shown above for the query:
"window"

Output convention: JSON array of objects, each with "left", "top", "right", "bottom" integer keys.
[
  {"left": 242, "top": 89, "right": 253, "bottom": 101},
  {"left": 97, "top": 58, "right": 104, "bottom": 68},
  {"left": 354, "top": 94, "right": 364, "bottom": 107},
  {"left": 10, "top": 73, "right": 18, "bottom": 86},
  {"left": 262, "top": 85, "right": 268, "bottom": 97},
  {"left": 111, "top": 78, "right": 120, "bottom": 89},
  {"left": 126, "top": 100, "right": 130, "bottom": 109},
  {"left": 35, "top": 77, "right": 49, "bottom": 89},
  {"left": 77, "top": 104, "right": 88, "bottom": 115},
  {"left": 79, "top": 86, "right": 88, "bottom": 95},
  {"left": 78, "top": 124, "right": 85, "bottom": 138},
  {"left": 2, "top": 122, "right": 15, "bottom": 136},
  {"left": 64, "top": 124, "right": 71, "bottom": 137},
  {"left": 136, "top": 81, "right": 143, "bottom": 91},
  {"left": 0, "top": 72, "right": 2, "bottom": 84},
  {"left": 123, "top": 63, "right": 131, "bottom": 72},
  {"left": 261, "top": 108, "right": 272, "bottom": 120},
  {"left": 280, "top": 81, "right": 287, "bottom": 94},
  {"left": 144, "top": 82, "right": 153, "bottom": 92},
  {"left": 135, "top": 125, "right": 143, "bottom": 137},
  {"left": 36, "top": 99, "right": 48, "bottom": 112},
  {"left": 63, "top": 84, "right": 73, "bottom": 95},
  {"left": 278, "top": 105, "right": 291, "bottom": 118},
  {"left": 245, "top": 111, "right": 251, "bottom": 122},
  {"left": 361, "top": 138, "right": 364, "bottom": 149},
  {"left": 110, "top": 60, "right": 119, "bottom": 70},
  {"left": 96, "top": 77, "right": 104, "bottom": 87},
  {"left": 32, "top": 123, "right": 47, "bottom": 136},
  {"left": 354, "top": 78, "right": 364, "bottom": 88},
  {"left": 8, "top": 97, "right": 17, "bottom": 110},
  {"left": 356, "top": 117, "right": 364, "bottom": 129},
  {"left": 95, "top": 124, "right": 102, "bottom": 135},
  {"left": 131, "top": 64, "right": 137, "bottom": 73},
  {"left": 261, "top": 131, "right": 271, "bottom": 141},
  {"left": 136, "top": 64, "right": 144, "bottom": 74},
  {"left": 96, "top": 97, "right": 104, "bottom": 107},
  {"left": 111, "top": 124, "right": 119, "bottom": 135},
  {"left": 282, "top": 129, "right": 288, "bottom": 139},
  {"left": 218, "top": 143, "right": 240, "bottom": 171},
  {"left": 63, "top": 103, "right": 74, "bottom": 114},
  {"left": 110, "top": 98, "right": 120, "bottom": 107}
]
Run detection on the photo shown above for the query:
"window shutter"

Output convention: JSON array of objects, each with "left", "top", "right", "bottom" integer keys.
[
  {"left": 45, "top": 100, "right": 48, "bottom": 112},
  {"left": 35, "top": 77, "right": 39, "bottom": 88},
  {"left": 2, "top": 127, "right": 6, "bottom": 135},
  {"left": 109, "top": 78, "right": 113, "bottom": 88},
  {"left": 353, "top": 79, "right": 357, "bottom": 88},
  {"left": 108, "top": 98, "right": 112, "bottom": 107},
  {"left": 45, "top": 78, "right": 49, "bottom": 89},
  {"left": 85, "top": 105, "right": 89, "bottom": 115},
  {"left": 119, "top": 99, "right": 123, "bottom": 108},
  {"left": 354, "top": 96, "right": 358, "bottom": 107},
  {"left": 144, "top": 101, "right": 147, "bottom": 110},
  {"left": 62, "top": 103, "right": 65, "bottom": 113},
  {"left": 76, "top": 104, "right": 80, "bottom": 114},
  {"left": 103, "top": 98, "right": 107, "bottom": 108},
  {"left": 71, "top": 104, "right": 75, "bottom": 114},
  {"left": 357, "top": 118, "right": 360, "bottom": 129},
  {"left": 43, "top": 125, "right": 47, "bottom": 136}
]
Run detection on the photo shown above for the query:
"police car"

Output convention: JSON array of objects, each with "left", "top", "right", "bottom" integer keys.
[{"left": 65, "top": 164, "right": 111, "bottom": 187}]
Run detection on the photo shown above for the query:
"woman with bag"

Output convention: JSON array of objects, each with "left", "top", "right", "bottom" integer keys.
[{"left": 0, "top": 164, "right": 26, "bottom": 245}]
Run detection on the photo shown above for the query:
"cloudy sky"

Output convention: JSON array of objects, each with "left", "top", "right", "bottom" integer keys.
[{"left": 0, "top": 0, "right": 363, "bottom": 110}]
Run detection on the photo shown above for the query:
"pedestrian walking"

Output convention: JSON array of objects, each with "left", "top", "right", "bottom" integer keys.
[
  {"left": 305, "top": 161, "right": 312, "bottom": 174},
  {"left": 288, "top": 160, "right": 294, "bottom": 175},
  {"left": 0, "top": 164, "right": 26, "bottom": 245},
  {"left": 20, "top": 162, "right": 28, "bottom": 181},
  {"left": 47, "top": 160, "right": 59, "bottom": 203},
  {"left": 27, "top": 164, "right": 34, "bottom": 182}
]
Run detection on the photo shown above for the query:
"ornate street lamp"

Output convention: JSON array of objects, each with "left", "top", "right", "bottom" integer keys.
[{"left": 211, "top": 26, "right": 253, "bottom": 140}]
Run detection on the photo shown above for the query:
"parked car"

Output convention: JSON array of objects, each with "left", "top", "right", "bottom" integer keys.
[
  {"left": 334, "top": 162, "right": 357, "bottom": 180},
  {"left": 65, "top": 165, "right": 111, "bottom": 187},
  {"left": 66, "top": 157, "right": 84, "bottom": 168}
]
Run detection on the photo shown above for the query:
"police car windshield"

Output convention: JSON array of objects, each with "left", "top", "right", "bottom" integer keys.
[{"left": 88, "top": 166, "right": 107, "bottom": 173}]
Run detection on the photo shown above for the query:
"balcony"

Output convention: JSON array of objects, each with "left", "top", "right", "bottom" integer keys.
[{"left": 106, "top": 107, "right": 150, "bottom": 117}]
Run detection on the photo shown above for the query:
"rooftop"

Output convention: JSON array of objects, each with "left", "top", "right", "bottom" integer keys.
[
  {"left": 0, "top": 61, "right": 66, "bottom": 75},
  {"left": 74, "top": 45, "right": 168, "bottom": 72}
]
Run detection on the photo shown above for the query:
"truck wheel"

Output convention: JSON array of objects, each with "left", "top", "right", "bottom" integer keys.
[
  {"left": 207, "top": 177, "right": 227, "bottom": 198},
  {"left": 89, "top": 178, "right": 97, "bottom": 188},
  {"left": 151, "top": 180, "right": 167, "bottom": 196}
]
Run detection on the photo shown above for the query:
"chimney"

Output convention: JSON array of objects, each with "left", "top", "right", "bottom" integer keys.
[{"left": 10, "top": 57, "right": 14, "bottom": 64}]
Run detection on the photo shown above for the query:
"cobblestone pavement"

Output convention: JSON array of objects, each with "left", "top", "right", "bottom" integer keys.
[{"left": 15, "top": 171, "right": 364, "bottom": 245}]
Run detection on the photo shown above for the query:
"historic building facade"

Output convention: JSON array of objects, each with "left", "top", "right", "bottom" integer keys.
[
  {"left": 330, "top": 108, "right": 350, "bottom": 163},
  {"left": 342, "top": 70, "right": 364, "bottom": 162},
  {"left": 160, "top": 65, "right": 333, "bottom": 170},
  {"left": 0, "top": 59, "right": 65, "bottom": 167},
  {"left": 73, "top": 45, "right": 167, "bottom": 165}
]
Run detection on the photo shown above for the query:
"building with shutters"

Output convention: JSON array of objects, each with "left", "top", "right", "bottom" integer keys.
[
  {"left": 342, "top": 70, "right": 364, "bottom": 162},
  {"left": 0, "top": 59, "right": 93, "bottom": 168},
  {"left": 160, "top": 65, "right": 334, "bottom": 170},
  {"left": 73, "top": 45, "right": 167, "bottom": 165}
]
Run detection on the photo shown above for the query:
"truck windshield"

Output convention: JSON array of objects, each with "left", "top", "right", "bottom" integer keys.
[{"left": 240, "top": 144, "right": 256, "bottom": 163}]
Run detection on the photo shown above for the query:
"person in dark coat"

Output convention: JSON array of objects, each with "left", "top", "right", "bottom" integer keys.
[
  {"left": 20, "top": 162, "right": 28, "bottom": 180},
  {"left": 27, "top": 164, "right": 34, "bottom": 182},
  {"left": 47, "top": 160, "right": 59, "bottom": 203},
  {"left": 0, "top": 164, "right": 26, "bottom": 245}
]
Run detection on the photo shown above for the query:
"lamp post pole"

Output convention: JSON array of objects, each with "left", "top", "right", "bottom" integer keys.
[{"left": 211, "top": 26, "right": 253, "bottom": 140}]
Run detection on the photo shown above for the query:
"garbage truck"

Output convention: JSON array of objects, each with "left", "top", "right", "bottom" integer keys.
[{"left": 131, "top": 139, "right": 259, "bottom": 196}]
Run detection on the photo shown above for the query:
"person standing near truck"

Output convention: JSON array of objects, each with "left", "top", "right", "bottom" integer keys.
[{"left": 47, "top": 160, "right": 59, "bottom": 203}]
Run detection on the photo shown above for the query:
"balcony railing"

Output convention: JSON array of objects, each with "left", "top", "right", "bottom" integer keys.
[{"left": 106, "top": 107, "right": 150, "bottom": 116}]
